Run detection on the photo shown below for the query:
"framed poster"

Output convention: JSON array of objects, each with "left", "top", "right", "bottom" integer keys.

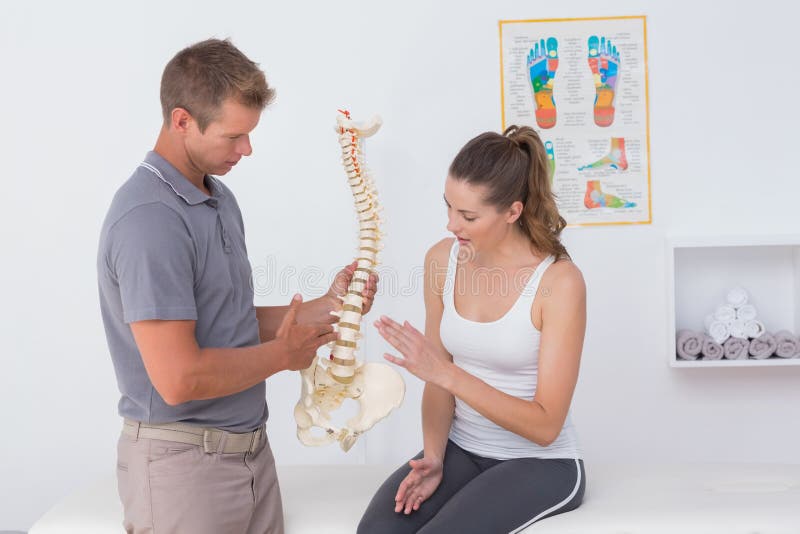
[{"left": 500, "top": 16, "right": 651, "bottom": 226}]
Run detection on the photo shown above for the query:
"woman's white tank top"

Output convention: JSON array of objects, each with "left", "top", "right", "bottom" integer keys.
[{"left": 440, "top": 240, "right": 581, "bottom": 460}]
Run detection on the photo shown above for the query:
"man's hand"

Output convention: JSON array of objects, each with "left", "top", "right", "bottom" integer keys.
[
  {"left": 276, "top": 294, "right": 337, "bottom": 371},
  {"left": 327, "top": 260, "right": 379, "bottom": 315},
  {"left": 299, "top": 261, "right": 380, "bottom": 326},
  {"left": 256, "top": 263, "right": 378, "bottom": 342}
]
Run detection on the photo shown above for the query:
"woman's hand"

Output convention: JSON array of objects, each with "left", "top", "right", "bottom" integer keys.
[
  {"left": 374, "top": 316, "right": 453, "bottom": 387},
  {"left": 394, "top": 456, "right": 443, "bottom": 514}
]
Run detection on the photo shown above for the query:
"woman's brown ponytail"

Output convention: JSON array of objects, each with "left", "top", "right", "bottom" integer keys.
[{"left": 448, "top": 125, "right": 568, "bottom": 259}]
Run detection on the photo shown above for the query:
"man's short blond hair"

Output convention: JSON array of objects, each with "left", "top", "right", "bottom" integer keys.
[{"left": 160, "top": 38, "right": 275, "bottom": 132}]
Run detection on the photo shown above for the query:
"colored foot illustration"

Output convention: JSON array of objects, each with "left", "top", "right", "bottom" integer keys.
[
  {"left": 527, "top": 37, "right": 559, "bottom": 129},
  {"left": 584, "top": 180, "right": 636, "bottom": 209},
  {"left": 544, "top": 140, "right": 555, "bottom": 182},
  {"left": 587, "top": 35, "right": 620, "bottom": 127},
  {"left": 578, "top": 137, "right": 628, "bottom": 171}
]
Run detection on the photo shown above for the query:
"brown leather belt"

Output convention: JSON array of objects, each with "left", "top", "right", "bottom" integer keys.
[{"left": 122, "top": 418, "right": 264, "bottom": 454}]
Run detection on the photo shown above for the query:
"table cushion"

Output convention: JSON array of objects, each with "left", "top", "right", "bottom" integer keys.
[
  {"left": 534, "top": 463, "right": 800, "bottom": 534},
  {"left": 29, "top": 463, "right": 800, "bottom": 533}
]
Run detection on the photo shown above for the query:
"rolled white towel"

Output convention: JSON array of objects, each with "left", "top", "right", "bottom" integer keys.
[
  {"left": 726, "top": 287, "right": 749, "bottom": 308},
  {"left": 774, "top": 330, "right": 799, "bottom": 358},
  {"left": 729, "top": 318, "right": 748, "bottom": 339},
  {"left": 701, "top": 335, "right": 724, "bottom": 360},
  {"left": 723, "top": 337, "right": 749, "bottom": 360},
  {"left": 676, "top": 330, "right": 703, "bottom": 360},
  {"left": 705, "top": 318, "right": 730, "bottom": 345},
  {"left": 749, "top": 332, "right": 777, "bottom": 359},
  {"left": 743, "top": 320, "right": 766, "bottom": 339},
  {"left": 735, "top": 304, "right": 758, "bottom": 322},
  {"left": 713, "top": 305, "right": 737, "bottom": 323}
]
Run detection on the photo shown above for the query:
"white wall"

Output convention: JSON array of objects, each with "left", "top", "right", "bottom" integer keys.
[{"left": 2, "top": 0, "right": 799, "bottom": 530}]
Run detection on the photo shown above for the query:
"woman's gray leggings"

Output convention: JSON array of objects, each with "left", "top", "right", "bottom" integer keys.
[{"left": 358, "top": 440, "right": 585, "bottom": 534}]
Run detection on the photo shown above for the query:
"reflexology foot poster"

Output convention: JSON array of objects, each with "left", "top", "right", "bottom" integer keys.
[{"left": 500, "top": 16, "right": 651, "bottom": 227}]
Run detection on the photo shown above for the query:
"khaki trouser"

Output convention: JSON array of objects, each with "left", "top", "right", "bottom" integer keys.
[{"left": 116, "top": 421, "right": 284, "bottom": 534}]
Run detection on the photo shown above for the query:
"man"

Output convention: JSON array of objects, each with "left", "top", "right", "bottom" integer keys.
[{"left": 97, "top": 38, "right": 377, "bottom": 534}]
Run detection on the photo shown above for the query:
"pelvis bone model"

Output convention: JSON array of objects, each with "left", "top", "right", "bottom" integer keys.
[{"left": 293, "top": 110, "right": 405, "bottom": 452}]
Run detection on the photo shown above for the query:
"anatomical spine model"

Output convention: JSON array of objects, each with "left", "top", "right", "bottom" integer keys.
[{"left": 294, "top": 110, "right": 405, "bottom": 452}]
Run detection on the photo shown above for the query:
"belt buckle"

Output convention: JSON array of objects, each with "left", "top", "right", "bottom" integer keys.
[
  {"left": 247, "top": 429, "right": 257, "bottom": 455},
  {"left": 202, "top": 429, "right": 214, "bottom": 454},
  {"left": 247, "top": 426, "right": 263, "bottom": 455}
]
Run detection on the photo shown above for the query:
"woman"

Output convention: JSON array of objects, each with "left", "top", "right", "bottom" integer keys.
[{"left": 358, "top": 125, "right": 586, "bottom": 533}]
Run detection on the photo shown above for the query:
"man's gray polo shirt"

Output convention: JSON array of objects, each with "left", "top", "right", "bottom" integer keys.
[{"left": 98, "top": 151, "right": 266, "bottom": 432}]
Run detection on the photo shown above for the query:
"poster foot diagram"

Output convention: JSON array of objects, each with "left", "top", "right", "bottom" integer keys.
[{"left": 501, "top": 16, "right": 651, "bottom": 226}]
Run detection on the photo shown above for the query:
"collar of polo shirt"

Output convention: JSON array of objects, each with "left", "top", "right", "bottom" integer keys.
[{"left": 142, "top": 151, "right": 226, "bottom": 207}]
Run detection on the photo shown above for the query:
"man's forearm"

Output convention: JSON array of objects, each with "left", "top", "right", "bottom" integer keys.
[
  {"left": 176, "top": 339, "right": 289, "bottom": 403},
  {"left": 255, "top": 305, "right": 288, "bottom": 342}
]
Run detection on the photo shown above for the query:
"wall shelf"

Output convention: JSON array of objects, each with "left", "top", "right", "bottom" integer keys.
[{"left": 666, "top": 235, "right": 800, "bottom": 368}]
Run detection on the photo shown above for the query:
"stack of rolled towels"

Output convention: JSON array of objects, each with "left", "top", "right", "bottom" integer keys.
[{"left": 676, "top": 287, "right": 800, "bottom": 361}]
